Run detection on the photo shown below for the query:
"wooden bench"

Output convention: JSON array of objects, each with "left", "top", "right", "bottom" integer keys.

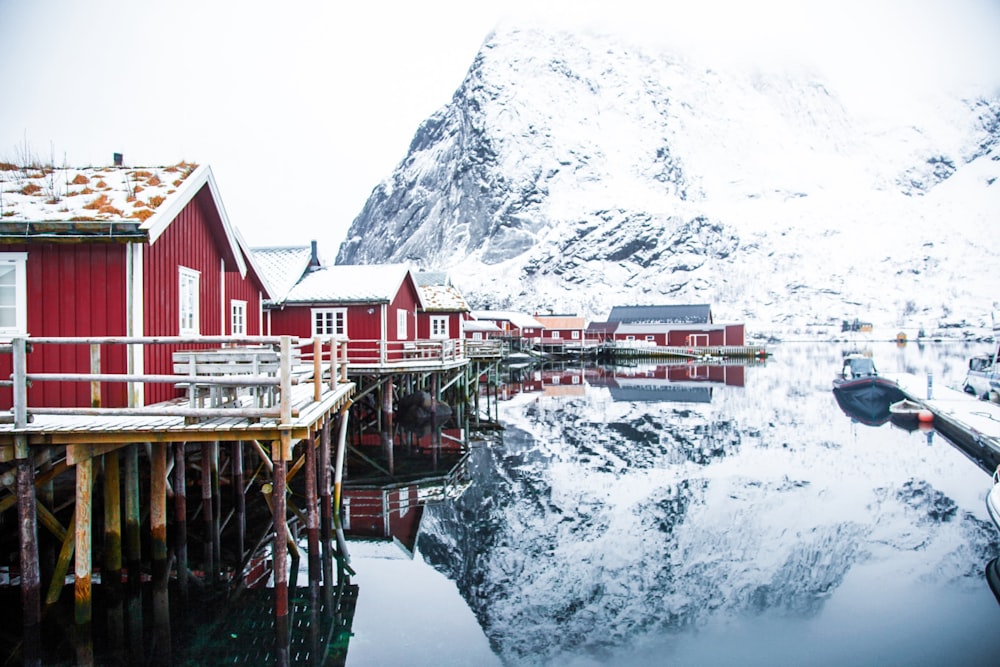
[{"left": 173, "top": 346, "right": 299, "bottom": 409}]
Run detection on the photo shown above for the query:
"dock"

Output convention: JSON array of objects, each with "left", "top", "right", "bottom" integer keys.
[{"left": 885, "top": 372, "right": 1000, "bottom": 462}]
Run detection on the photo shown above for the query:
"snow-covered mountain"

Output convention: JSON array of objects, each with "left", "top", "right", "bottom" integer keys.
[{"left": 336, "top": 25, "right": 1000, "bottom": 335}]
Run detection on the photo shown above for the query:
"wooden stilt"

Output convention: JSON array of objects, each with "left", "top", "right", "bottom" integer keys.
[
  {"left": 124, "top": 445, "right": 142, "bottom": 588},
  {"left": 150, "top": 444, "right": 171, "bottom": 665},
  {"left": 272, "top": 450, "right": 291, "bottom": 666},
  {"left": 304, "top": 432, "right": 320, "bottom": 589},
  {"left": 173, "top": 443, "right": 188, "bottom": 599},
  {"left": 319, "top": 420, "right": 333, "bottom": 601},
  {"left": 103, "top": 451, "right": 123, "bottom": 583},
  {"left": 201, "top": 441, "right": 215, "bottom": 583},
  {"left": 74, "top": 453, "right": 93, "bottom": 628},
  {"left": 233, "top": 440, "right": 246, "bottom": 576},
  {"left": 16, "top": 436, "right": 42, "bottom": 630}
]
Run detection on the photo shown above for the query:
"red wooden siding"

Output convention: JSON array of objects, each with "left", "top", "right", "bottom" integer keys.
[
  {"left": 0, "top": 242, "right": 128, "bottom": 408},
  {"left": 142, "top": 187, "right": 237, "bottom": 404}
]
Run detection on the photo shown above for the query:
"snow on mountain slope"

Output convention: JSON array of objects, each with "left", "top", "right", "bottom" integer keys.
[{"left": 336, "top": 25, "right": 1000, "bottom": 334}]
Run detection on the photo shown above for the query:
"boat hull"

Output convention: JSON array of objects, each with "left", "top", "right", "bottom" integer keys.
[
  {"left": 832, "top": 378, "right": 905, "bottom": 426},
  {"left": 988, "top": 483, "right": 1000, "bottom": 532}
]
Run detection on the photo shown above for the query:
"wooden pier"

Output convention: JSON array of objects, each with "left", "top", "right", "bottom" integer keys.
[
  {"left": 0, "top": 335, "right": 355, "bottom": 666},
  {"left": 886, "top": 372, "right": 1000, "bottom": 465},
  {"left": 600, "top": 343, "right": 768, "bottom": 361}
]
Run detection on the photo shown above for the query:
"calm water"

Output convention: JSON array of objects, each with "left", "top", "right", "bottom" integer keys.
[{"left": 347, "top": 342, "right": 1000, "bottom": 667}]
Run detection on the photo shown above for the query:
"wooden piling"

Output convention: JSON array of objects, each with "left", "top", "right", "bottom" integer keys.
[
  {"left": 173, "top": 443, "right": 188, "bottom": 598},
  {"left": 319, "top": 419, "right": 333, "bottom": 600},
  {"left": 201, "top": 441, "right": 216, "bottom": 583},
  {"left": 233, "top": 440, "right": 246, "bottom": 575},
  {"left": 150, "top": 444, "right": 171, "bottom": 665},
  {"left": 272, "top": 451, "right": 291, "bottom": 666},
  {"left": 305, "top": 432, "right": 321, "bottom": 591},
  {"left": 74, "top": 453, "right": 93, "bottom": 627},
  {"left": 124, "top": 445, "right": 141, "bottom": 588}
]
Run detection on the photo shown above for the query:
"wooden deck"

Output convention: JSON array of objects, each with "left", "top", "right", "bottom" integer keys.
[{"left": 886, "top": 372, "right": 1000, "bottom": 456}]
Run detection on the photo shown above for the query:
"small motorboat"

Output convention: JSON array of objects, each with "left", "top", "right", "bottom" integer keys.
[
  {"left": 963, "top": 321, "right": 999, "bottom": 403},
  {"left": 832, "top": 353, "right": 904, "bottom": 425},
  {"left": 889, "top": 398, "right": 934, "bottom": 424}
]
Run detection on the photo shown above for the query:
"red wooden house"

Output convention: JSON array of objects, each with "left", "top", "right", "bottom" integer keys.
[
  {"left": 604, "top": 305, "right": 745, "bottom": 347},
  {"left": 255, "top": 258, "right": 427, "bottom": 366},
  {"left": 0, "top": 162, "right": 271, "bottom": 408},
  {"left": 534, "top": 315, "right": 587, "bottom": 350},
  {"left": 413, "top": 272, "right": 470, "bottom": 343}
]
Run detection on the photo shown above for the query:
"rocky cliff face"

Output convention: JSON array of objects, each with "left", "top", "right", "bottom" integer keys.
[{"left": 337, "top": 25, "right": 1000, "bottom": 333}]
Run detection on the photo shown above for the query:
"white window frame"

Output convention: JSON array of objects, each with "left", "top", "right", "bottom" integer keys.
[
  {"left": 178, "top": 266, "right": 200, "bottom": 336},
  {"left": 231, "top": 299, "right": 247, "bottom": 336},
  {"left": 430, "top": 315, "right": 449, "bottom": 339},
  {"left": 312, "top": 308, "right": 347, "bottom": 338},
  {"left": 571, "top": 331, "right": 580, "bottom": 340},
  {"left": 0, "top": 252, "right": 27, "bottom": 336},
  {"left": 397, "top": 308, "right": 408, "bottom": 340}
]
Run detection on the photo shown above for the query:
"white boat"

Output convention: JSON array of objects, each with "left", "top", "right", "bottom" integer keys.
[
  {"left": 988, "top": 467, "right": 1000, "bottom": 532},
  {"left": 964, "top": 322, "right": 999, "bottom": 403}
]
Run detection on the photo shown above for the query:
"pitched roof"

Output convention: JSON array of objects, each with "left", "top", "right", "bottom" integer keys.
[
  {"left": 607, "top": 304, "right": 713, "bottom": 324},
  {"left": 251, "top": 245, "right": 314, "bottom": 304},
  {"left": 535, "top": 315, "right": 586, "bottom": 329},
  {"left": 472, "top": 311, "right": 544, "bottom": 330},
  {"left": 284, "top": 264, "right": 418, "bottom": 305},
  {"left": 413, "top": 271, "right": 469, "bottom": 312},
  {"left": 0, "top": 162, "right": 248, "bottom": 277}
]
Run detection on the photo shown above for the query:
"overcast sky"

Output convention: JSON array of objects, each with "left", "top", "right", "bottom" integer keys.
[{"left": 2, "top": 0, "right": 999, "bottom": 262}]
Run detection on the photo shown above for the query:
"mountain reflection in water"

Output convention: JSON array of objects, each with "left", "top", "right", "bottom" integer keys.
[{"left": 350, "top": 342, "right": 1000, "bottom": 667}]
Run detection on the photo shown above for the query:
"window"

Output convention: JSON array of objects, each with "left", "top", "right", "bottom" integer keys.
[
  {"left": 178, "top": 267, "right": 200, "bottom": 335},
  {"left": 571, "top": 331, "right": 580, "bottom": 340},
  {"left": 472, "top": 332, "right": 482, "bottom": 341},
  {"left": 0, "top": 253, "right": 27, "bottom": 336},
  {"left": 312, "top": 308, "right": 347, "bottom": 337},
  {"left": 397, "top": 309, "right": 408, "bottom": 339},
  {"left": 430, "top": 316, "right": 449, "bottom": 339},
  {"left": 231, "top": 300, "right": 247, "bottom": 336},
  {"left": 646, "top": 335, "right": 656, "bottom": 342}
]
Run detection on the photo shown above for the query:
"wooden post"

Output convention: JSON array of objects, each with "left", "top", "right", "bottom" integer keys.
[
  {"left": 233, "top": 441, "right": 246, "bottom": 579},
  {"left": 201, "top": 441, "right": 216, "bottom": 583},
  {"left": 74, "top": 454, "right": 93, "bottom": 627},
  {"left": 173, "top": 443, "right": 188, "bottom": 599},
  {"left": 313, "top": 337, "right": 322, "bottom": 402},
  {"left": 103, "top": 449, "right": 123, "bottom": 600},
  {"left": 319, "top": 419, "right": 333, "bottom": 599},
  {"left": 272, "top": 448, "right": 291, "bottom": 666},
  {"left": 124, "top": 445, "right": 141, "bottom": 589},
  {"left": 304, "top": 432, "right": 321, "bottom": 591},
  {"left": 151, "top": 444, "right": 171, "bottom": 664},
  {"left": 333, "top": 403, "right": 352, "bottom": 562}
]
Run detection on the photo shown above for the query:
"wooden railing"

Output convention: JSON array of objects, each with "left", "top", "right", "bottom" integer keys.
[
  {"left": 343, "top": 338, "right": 466, "bottom": 366},
  {"left": 1, "top": 335, "right": 350, "bottom": 426}
]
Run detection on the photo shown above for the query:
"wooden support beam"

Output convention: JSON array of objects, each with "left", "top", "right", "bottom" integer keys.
[
  {"left": 124, "top": 445, "right": 142, "bottom": 588},
  {"left": 173, "top": 443, "right": 188, "bottom": 599},
  {"left": 319, "top": 419, "right": 333, "bottom": 596},
  {"left": 103, "top": 451, "right": 122, "bottom": 581},
  {"left": 16, "top": 434, "right": 42, "bottom": 630},
  {"left": 304, "top": 432, "right": 320, "bottom": 588},
  {"left": 233, "top": 441, "right": 246, "bottom": 577},
  {"left": 201, "top": 441, "right": 216, "bottom": 583},
  {"left": 150, "top": 444, "right": 171, "bottom": 664},
  {"left": 272, "top": 454, "right": 291, "bottom": 665},
  {"left": 45, "top": 514, "right": 75, "bottom": 607},
  {"left": 74, "top": 456, "right": 93, "bottom": 627}
]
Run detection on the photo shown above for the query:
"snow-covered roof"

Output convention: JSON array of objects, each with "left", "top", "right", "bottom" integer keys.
[
  {"left": 252, "top": 245, "right": 315, "bottom": 304},
  {"left": 473, "top": 311, "right": 544, "bottom": 329},
  {"left": 608, "top": 305, "right": 713, "bottom": 324},
  {"left": 413, "top": 271, "right": 469, "bottom": 312},
  {"left": 464, "top": 319, "right": 502, "bottom": 333},
  {"left": 0, "top": 162, "right": 248, "bottom": 277},
  {"left": 535, "top": 315, "right": 586, "bottom": 329},
  {"left": 284, "top": 263, "right": 417, "bottom": 305}
]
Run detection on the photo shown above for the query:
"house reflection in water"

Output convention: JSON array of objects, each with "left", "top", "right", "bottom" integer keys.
[
  {"left": 343, "top": 432, "right": 471, "bottom": 556},
  {"left": 587, "top": 363, "right": 746, "bottom": 403}
]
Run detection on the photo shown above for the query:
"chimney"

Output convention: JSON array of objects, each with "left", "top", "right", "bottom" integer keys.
[
  {"left": 113, "top": 152, "right": 123, "bottom": 166},
  {"left": 309, "top": 240, "right": 320, "bottom": 268}
]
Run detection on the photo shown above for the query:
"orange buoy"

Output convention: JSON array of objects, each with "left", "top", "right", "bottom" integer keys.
[{"left": 917, "top": 410, "right": 934, "bottom": 423}]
